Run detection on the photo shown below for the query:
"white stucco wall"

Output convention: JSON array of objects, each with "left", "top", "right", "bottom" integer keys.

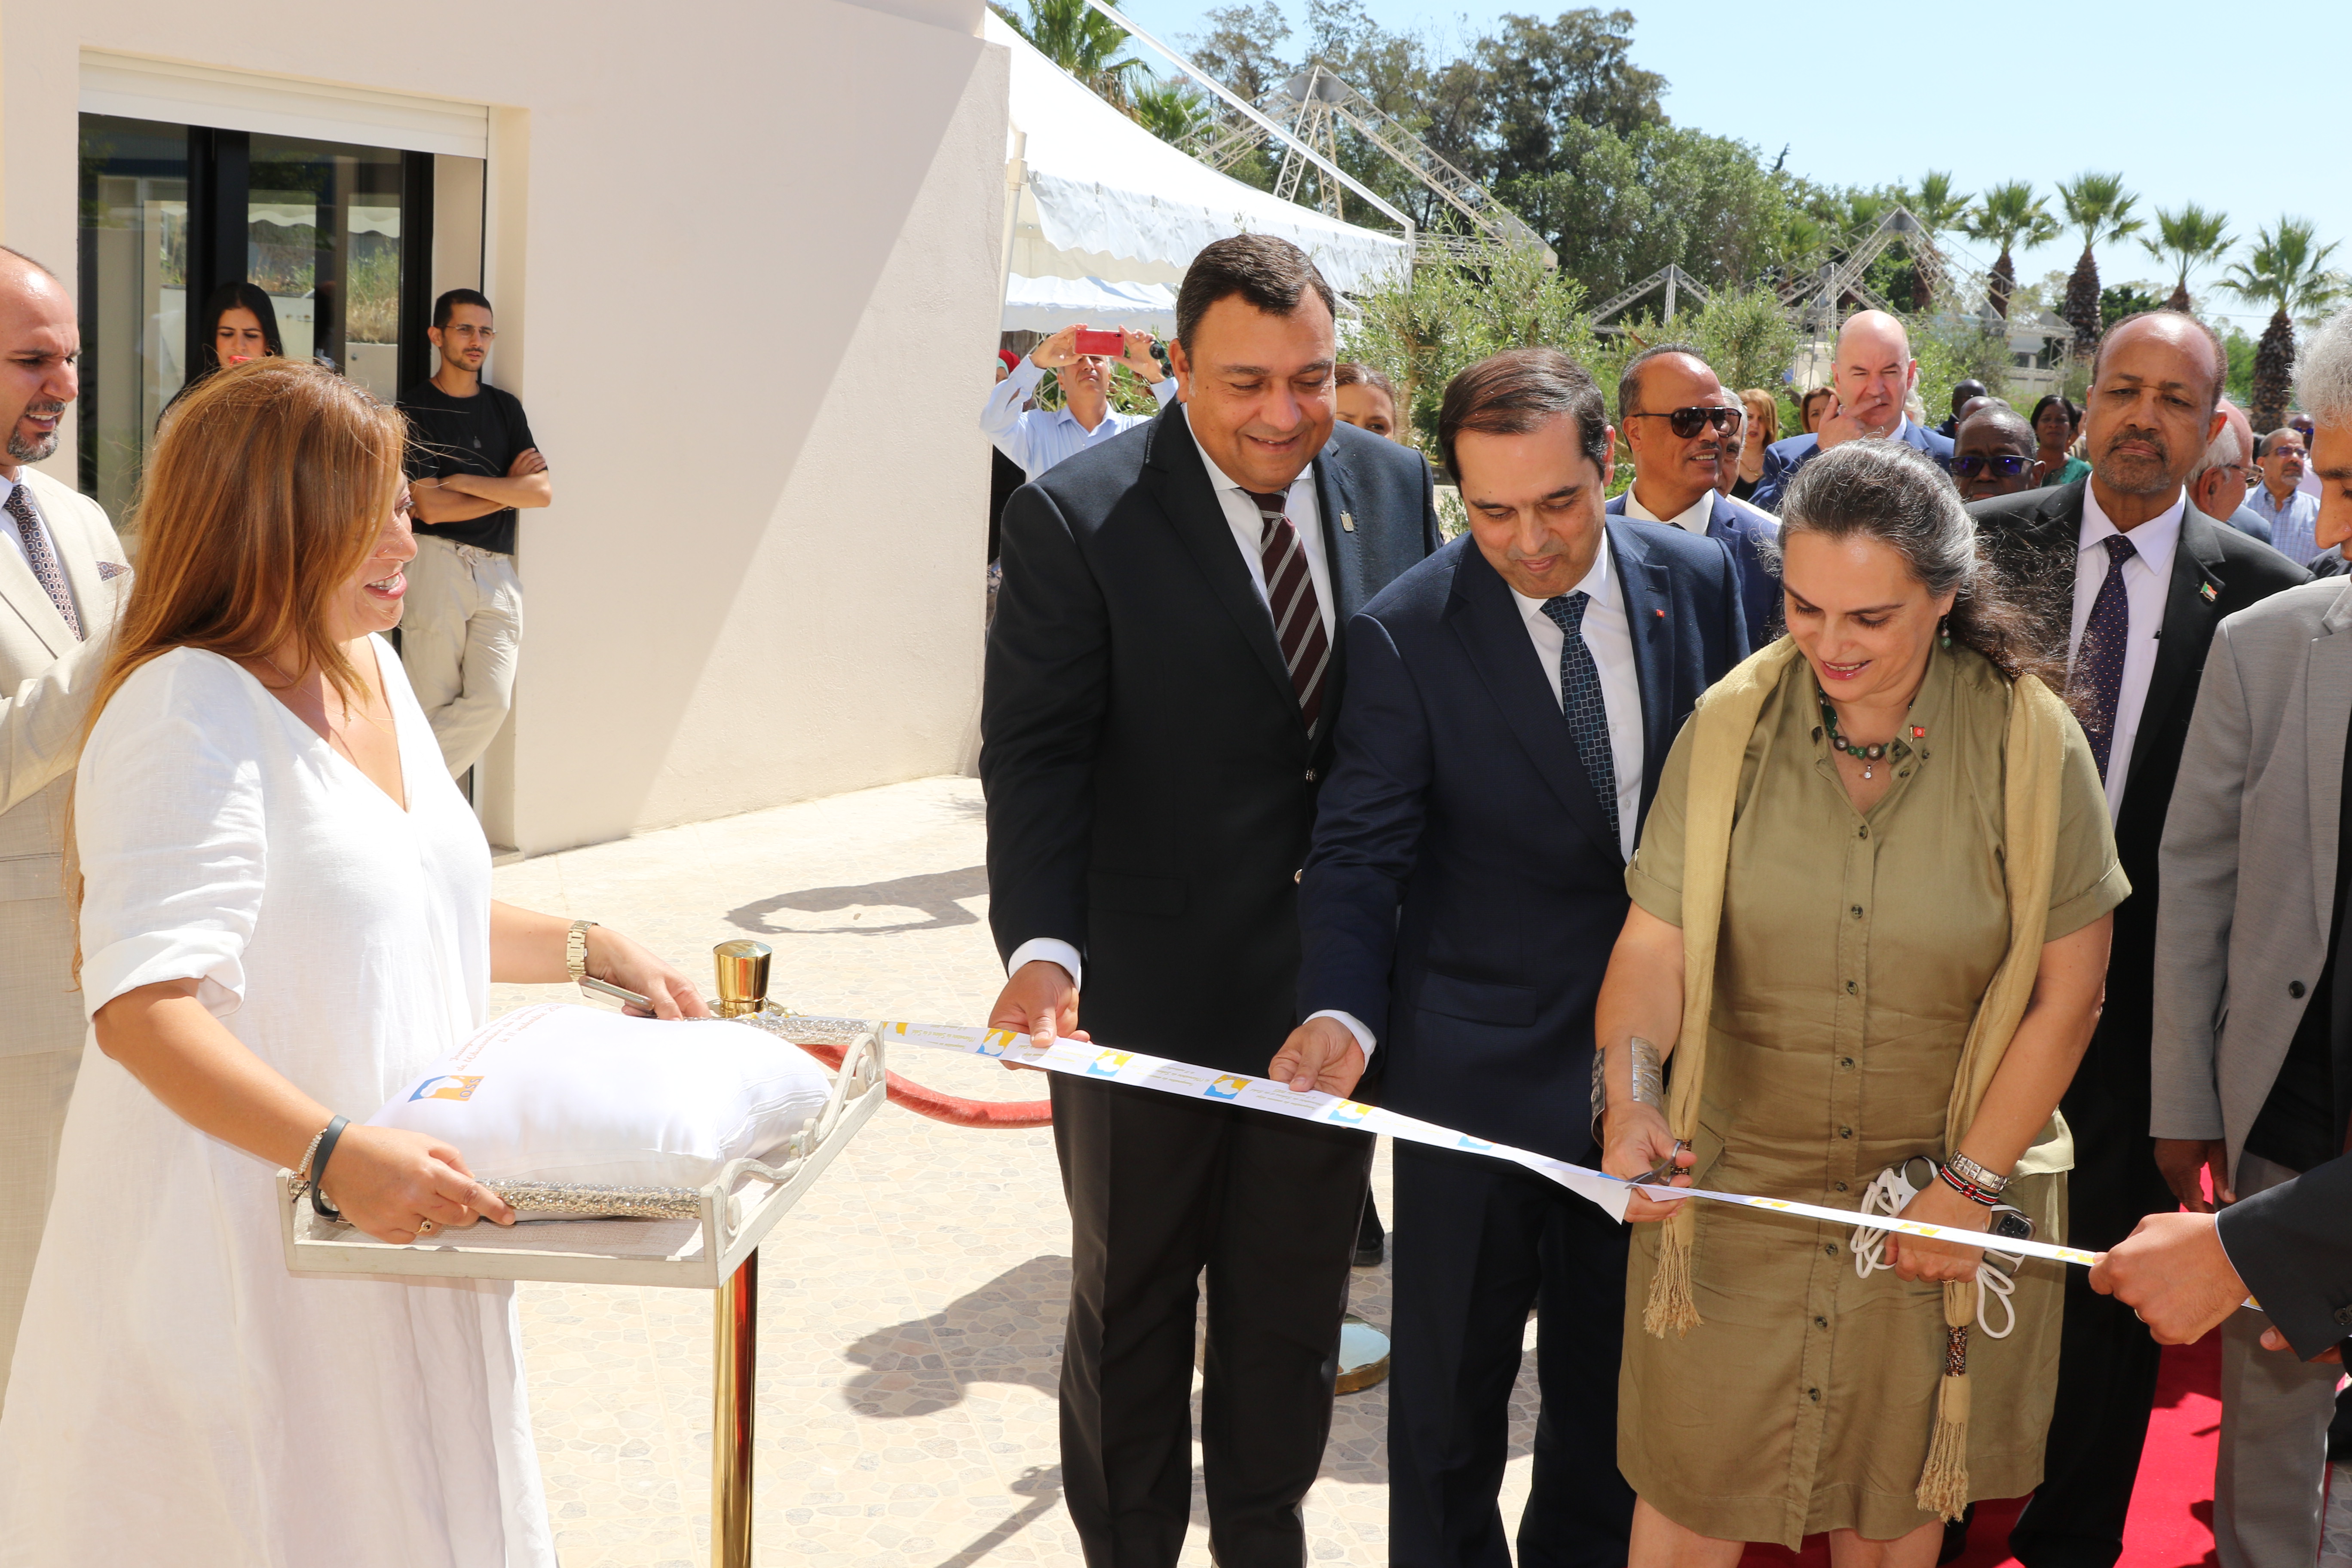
[{"left": 12, "top": 0, "right": 1009, "bottom": 854}]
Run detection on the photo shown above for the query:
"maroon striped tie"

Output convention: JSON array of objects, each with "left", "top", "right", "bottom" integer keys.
[{"left": 1244, "top": 489, "right": 1329, "bottom": 730}]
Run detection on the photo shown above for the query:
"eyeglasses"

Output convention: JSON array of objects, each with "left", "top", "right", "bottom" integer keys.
[
  {"left": 1948, "top": 454, "right": 2034, "bottom": 479},
  {"left": 1628, "top": 406, "right": 1740, "bottom": 438}
]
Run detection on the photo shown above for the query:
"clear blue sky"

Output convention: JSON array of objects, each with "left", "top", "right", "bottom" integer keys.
[{"left": 1112, "top": 0, "right": 2347, "bottom": 331}]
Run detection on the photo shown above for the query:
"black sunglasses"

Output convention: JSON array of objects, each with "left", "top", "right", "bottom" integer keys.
[
  {"left": 1948, "top": 453, "right": 2034, "bottom": 479},
  {"left": 1628, "top": 405, "right": 1740, "bottom": 439}
]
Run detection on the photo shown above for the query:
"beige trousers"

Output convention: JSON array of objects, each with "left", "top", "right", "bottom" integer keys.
[
  {"left": 401, "top": 534, "right": 523, "bottom": 778},
  {"left": 0, "top": 1047, "right": 79, "bottom": 1409}
]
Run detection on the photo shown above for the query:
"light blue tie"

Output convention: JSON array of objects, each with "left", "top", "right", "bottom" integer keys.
[{"left": 1541, "top": 591, "right": 1620, "bottom": 855}]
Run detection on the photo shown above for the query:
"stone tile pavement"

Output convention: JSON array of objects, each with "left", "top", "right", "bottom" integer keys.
[{"left": 492, "top": 775, "right": 1540, "bottom": 1566}]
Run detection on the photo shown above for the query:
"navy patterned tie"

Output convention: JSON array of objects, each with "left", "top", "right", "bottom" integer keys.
[
  {"left": 1541, "top": 591, "right": 1621, "bottom": 856},
  {"left": 2072, "top": 534, "right": 2136, "bottom": 781},
  {"left": 6, "top": 483, "right": 80, "bottom": 641}
]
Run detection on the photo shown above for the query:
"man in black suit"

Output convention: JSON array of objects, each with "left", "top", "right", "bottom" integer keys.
[
  {"left": 1969, "top": 310, "right": 2309, "bottom": 1568},
  {"left": 981, "top": 233, "right": 1441, "bottom": 1568},
  {"left": 1749, "top": 310, "right": 1954, "bottom": 512},
  {"left": 1273, "top": 349, "right": 1749, "bottom": 1568},
  {"left": 2091, "top": 1152, "right": 2352, "bottom": 1363}
]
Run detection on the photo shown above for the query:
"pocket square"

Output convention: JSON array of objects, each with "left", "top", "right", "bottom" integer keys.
[{"left": 97, "top": 562, "right": 128, "bottom": 581}]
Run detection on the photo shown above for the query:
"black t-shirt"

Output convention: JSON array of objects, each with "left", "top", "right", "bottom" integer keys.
[
  {"left": 2245, "top": 711, "right": 2352, "bottom": 1172},
  {"left": 398, "top": 380, "right": 540, "bottom": 555}
]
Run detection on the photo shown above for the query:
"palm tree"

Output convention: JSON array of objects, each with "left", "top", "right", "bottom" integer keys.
[
  {"left": 2140, "top": 203, "right": 2234, "bottom": 312},
  {"left": 2056, "top": 172, "right": 2143, "bottom": 344},
  {"left": 1901, "top": 171, "right": 1972, "bottom": 309},
  {"left": 1959, "top": 180, "right": 2058, "bottom": 320},
  {"left": 2225, "top": 217, "right": 2348, "bottom": 429},
  {"left": 993, "top": 0, "right": 1148, "bottom": 107},
  {"left": 1129, "top": 77, "right": 1213, "bottom": 147}
]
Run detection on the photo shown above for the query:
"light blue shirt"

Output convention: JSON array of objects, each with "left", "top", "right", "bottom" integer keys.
[
  {"left": 981, "top": 358, "right": 1178, "bottom": 482},
  {"left": 2248, "top": 484, "right": 2322, "bottom": 567}
]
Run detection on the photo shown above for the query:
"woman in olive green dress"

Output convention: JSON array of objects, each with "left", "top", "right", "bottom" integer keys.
[{"left": 1592, "top": 441, "right": 2125, "bottom": 1567}]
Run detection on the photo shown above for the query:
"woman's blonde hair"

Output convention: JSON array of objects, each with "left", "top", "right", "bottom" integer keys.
[
  {"left": 69, "top": 359, "right": 407, "bottom": 962},
  {"left": 1737, "top": 388, "right": 1780, "bottom": 445},
  {"left": 91, "top": 358, "right": 406, "bottom": 728}
]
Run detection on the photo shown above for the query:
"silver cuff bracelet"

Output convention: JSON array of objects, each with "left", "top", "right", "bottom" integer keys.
[{"left": 1589, "top": 1036, "right": 1668, "bottom": 1137}]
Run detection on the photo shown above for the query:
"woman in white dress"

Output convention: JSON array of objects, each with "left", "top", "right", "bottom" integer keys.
[{"left": 0, "top": 359, "right": 707, "bottom": 1564}]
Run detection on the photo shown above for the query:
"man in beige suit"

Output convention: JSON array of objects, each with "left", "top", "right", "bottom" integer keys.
[
  {"left": 0, "top": 248, "right": 129, "bottom": 1397},
  {"left": 2152, "top": 302, "right": 2352, "bottom": 1568}
]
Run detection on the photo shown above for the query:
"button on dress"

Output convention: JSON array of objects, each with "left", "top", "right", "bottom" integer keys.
[
  {"left": 1617, "top": 646, "right": 2126, "bottom": 1547},
  {"left": 0, "top": 642, "right": 555, "bottom": 1566}
]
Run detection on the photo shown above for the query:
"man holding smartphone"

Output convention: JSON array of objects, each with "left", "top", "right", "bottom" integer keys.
[
  {"left": 981, "top": 324, "right": 1176, "bottom": 482},
  {"left": 398, "top": 288, "right": 551, "bottom": 784}
]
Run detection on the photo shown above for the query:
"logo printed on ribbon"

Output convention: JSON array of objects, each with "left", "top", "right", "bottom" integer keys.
[
  {"left": 1457, "top": 1135, "right": 1494, "bottom": 1151},
  {"left": 1330, "top": 1101, "right": 1372, "bottom": 1124},
  {"left": 1087, "top": 1050, "right": 1133, "bottom": 1076},
  {"left": 1205, "top": 1075, "right": 1250, "bottom": 1100},
  {"left": 408, "top": 1074, "right": 486, "bottom": 1103},
  {"left": 976, "top": 1030, "right": 1020, "bottom": 1058}
]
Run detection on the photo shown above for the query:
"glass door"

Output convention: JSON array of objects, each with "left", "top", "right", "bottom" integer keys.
[{"left": 77, "top": 116, "right": 442, "bottom": 526}]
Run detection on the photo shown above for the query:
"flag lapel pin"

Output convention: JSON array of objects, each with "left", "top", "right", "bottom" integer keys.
[
  {"left": 2199, "top": 580, "right": 2218, "bottom": 603},
  {"left": 1340, "top": 510, "right": 1356, "bottom": 533}
]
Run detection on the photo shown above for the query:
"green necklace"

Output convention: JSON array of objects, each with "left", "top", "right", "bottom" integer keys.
[{"left": 1819, "top": 695, "right": 1899, "bottom": 779}]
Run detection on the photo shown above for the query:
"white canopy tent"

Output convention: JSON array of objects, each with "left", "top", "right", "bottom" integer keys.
[{"left": 990, "top": 11, "right": 1408, "bottom": 335}]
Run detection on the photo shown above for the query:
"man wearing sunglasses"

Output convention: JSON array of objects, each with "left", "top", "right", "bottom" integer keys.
[
  {"left": 1750, "top": 310, "right": 1954, "bottom": 514},
  {"left": 1603, "top": 343, "right": 1779, "bottom": 646},
  {"left": 1948, "top": 403, "right": 2046, "bottom": 501}
]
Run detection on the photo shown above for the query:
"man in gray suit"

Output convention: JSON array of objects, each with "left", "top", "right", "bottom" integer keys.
[
  {"left": 0, "top": 248, "right": 129, "bottom": 1397},
  {"left": 2151, "top": 303, "right": 2352, "bottom": 1568}
]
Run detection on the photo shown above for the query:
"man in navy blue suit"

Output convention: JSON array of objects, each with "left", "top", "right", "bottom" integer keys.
[
  {"left": 1605, "top": 341, "right": 1779, "bottom": 647},
  {"left": 1270, "top": 349, "right": 1749, "bottom": 1568},
  {"left": 1751, "top": 310, "right": 1955, "bottom": 512}
]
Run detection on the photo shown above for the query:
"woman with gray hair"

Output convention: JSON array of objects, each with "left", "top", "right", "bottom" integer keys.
[{"left": 1589, "top": 440, "right": 2124, "bottom": 1565}]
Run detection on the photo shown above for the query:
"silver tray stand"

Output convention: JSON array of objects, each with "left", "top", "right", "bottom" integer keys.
[{"left": 277, "top": 1017, "right": 886, "bottom": 1568}]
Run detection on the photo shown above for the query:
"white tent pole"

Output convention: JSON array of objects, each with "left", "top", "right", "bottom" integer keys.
[{"left": 1074, "top": 0, "right": 1416, "bottom": 246}]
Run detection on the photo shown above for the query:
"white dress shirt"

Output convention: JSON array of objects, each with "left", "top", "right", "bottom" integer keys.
[
  {"left": 1621, "top": 485, "right": 1714, "bottom": 535},
  {"left": 0, "top": 472, "right": 67, "bottom": 586},
  {"left": 981, "top": 358, "right": 1179, "bottom": 483},
  {"left": 1003, "top": 411, "right": 1338, "bottom": 1008},
  {"left": 2068, "top": 486, "right": 2184, "bottom": 819}
]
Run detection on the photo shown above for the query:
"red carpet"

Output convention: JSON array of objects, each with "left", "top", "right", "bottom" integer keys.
[{"left": 1738, "top": 1333, "right": 2222, "bottom": 1568}]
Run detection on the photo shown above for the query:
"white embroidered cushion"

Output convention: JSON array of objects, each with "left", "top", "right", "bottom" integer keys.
[{"left": 368, "top": 1002, "right": 833, "bottom": 1190}]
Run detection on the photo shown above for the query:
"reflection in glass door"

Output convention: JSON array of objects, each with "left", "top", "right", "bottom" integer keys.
[{"left": 77, "top": 116, "right": 445, "bottom": 526}]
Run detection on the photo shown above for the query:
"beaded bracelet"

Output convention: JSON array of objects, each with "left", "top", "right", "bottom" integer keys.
[{"left": 1936, "top": 1160, "right": 2002, "bottom": 1207}]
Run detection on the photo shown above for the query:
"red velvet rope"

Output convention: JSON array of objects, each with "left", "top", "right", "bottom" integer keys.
[{"left": 786, "top": 1038, "right": 1054, "bottom": 1129}]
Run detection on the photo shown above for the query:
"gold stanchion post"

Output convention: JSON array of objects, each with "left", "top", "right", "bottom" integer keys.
[{"left": 710, "top": 940, "right": 773, "bottom": 1568}]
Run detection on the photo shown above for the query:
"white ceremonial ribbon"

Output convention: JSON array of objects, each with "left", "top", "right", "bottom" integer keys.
[{"left": 792, "top": 1017, "right": 2104, "bottom": 1270}]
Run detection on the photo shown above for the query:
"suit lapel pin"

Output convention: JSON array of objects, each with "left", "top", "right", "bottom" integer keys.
[
  {"left": 2199, "top": 580, "right": 2218, "bottom": 603},
  {"left": 1340, "top": 510, "right": 1355, "bottom": 533}
]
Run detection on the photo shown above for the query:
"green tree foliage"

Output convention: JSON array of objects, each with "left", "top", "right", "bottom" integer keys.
[
  {"left": 1130, "top": 77, "right": 1214, "bottom": 146},
  {"left": 1960, "top": 181, "right": 2059, "bottom": 320},
  {"left": 1683, "top": 287, "right": 1801, "bottom": 405},
  {"left": 2139, "top": 202, "right": 2233, "bottom": 312},
  {"left": 1908, "top": 313, "right": 2014, "bottom": 419},
  {"left": 1348, "top": 248, "right": 1598, "bottom": 462},
  {"left": 2226, "top": 217, "right": 2348, "bottom": 428},
  {"left": 2056, "top": 172, "right": 2142, "bottom": 345},
  {"left": 994, "top": 0, "right": 1150, "bottom": 106},
  {"left": 2097, "top": 283, "right": 2168, "bottom": 326}
]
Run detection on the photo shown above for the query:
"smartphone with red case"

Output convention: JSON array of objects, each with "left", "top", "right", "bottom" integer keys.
[{"left": 1072, "top": 327, "right": 1123, "bottom": 356}]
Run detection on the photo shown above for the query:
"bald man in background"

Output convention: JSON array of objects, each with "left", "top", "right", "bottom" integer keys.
[
  {"left": 0, "top": 248, "right": 129, "bottom": 1403},
  {"left": 1748, "top": 309, "right": 1954, "bottom": 511},
  {"left": 2188, "top": 398, "right": 2274, "bottom": 545}
]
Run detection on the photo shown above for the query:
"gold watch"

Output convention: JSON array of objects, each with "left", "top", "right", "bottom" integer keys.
[{"left": 566, "top": 919, "right": 599, "bottom": 983}]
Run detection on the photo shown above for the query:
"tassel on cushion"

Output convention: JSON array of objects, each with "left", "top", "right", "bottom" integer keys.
[
  {"left": 1643, "top": 1204, "right": 1702, "bottom": 1338},
  {"left": 1915, "top": 1283, "right": 1974, "bottom": 1521}
]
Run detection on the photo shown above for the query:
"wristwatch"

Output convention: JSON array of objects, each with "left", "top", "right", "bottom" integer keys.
[{"left": 566, "top": 919, "right": 598, "bottom": 982}]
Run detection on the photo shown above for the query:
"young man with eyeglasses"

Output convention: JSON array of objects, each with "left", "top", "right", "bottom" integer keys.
[
  {"left": 1603, "top": 343, "right": 1779, "bottom": 646},
  {"left": 397, "top": 289, "right": 551, "bottom": 784},
  {"left": 1948, "top": 402, "right": 2047, "bottom": 501}
]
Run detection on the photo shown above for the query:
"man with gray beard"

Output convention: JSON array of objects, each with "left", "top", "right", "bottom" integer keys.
[
  {"left": 1970, "top": 312, "right": 2308, "bottom": 1568},
  {"left": 0, "top": 247, "right": 131, "bottom": 1405}
]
